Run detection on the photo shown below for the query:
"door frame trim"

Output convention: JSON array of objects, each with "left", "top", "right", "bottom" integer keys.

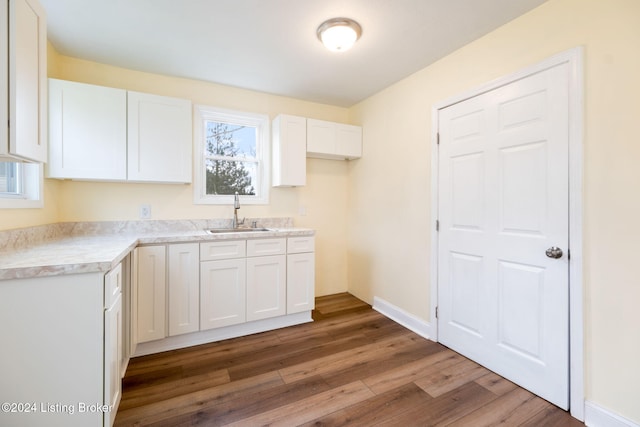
[{"left": 429, "top": 47, "right": 584, "bottom": 420}]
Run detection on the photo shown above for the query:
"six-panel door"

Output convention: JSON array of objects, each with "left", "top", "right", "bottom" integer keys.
[{"left": 437, "top": 63, "right": 570, "bottom": 409}]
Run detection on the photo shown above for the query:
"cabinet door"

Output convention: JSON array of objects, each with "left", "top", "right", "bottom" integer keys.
[
  {"left": 287, "top": 253, "right": 315, "bottom": 314},
  {"left": 5, "top": 0, "right": 47, "bottom": 162},
  {"left": 272, "top": 114, "right": 306, "bottom": 187},
  {"left": 336, "top": 124, "right": 362, "bottom": 159},
  {"left": 246, "top": 255, "right": 286, "bottom": 321},
  {"left": 136, "top": 246, "right": 166, "bottom": 343},
  {"left": 48, "top": 79, "right": 127, "bottom": 179},
  {"left": 200, "top": 259, "right": 246, "bottom": 330},
  {"left": 104, "top": 292, "right": 122, "bottom": 427},
  {"left": 168, "top": 243, "right": 199, "bottom": 336},
  {"left": 306, "top": 118, "right": 335, "bottom": 157},
  {"left": 127, "top": 91, "right": 192, "bottom": 183}
]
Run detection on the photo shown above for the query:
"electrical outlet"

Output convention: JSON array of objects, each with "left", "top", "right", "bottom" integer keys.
[{"left": 139, "top": 204, "right": 151, "bottom": 219}]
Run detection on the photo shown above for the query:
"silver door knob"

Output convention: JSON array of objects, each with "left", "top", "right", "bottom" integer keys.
[{"left": 545, "top": 247, "right": 563, "bottom": 259}]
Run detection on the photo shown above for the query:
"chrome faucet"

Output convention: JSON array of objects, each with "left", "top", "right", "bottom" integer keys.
[{"left": 232, "top": 192, "right": 242, "bottom": 228}]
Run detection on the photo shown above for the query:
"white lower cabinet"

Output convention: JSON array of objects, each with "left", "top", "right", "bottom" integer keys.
[
  {"left": 104, "top": 263, "right": 124, "bottom": 427},
  {"left": 135, "top": 246, "right": 167, "bottom": 343},
  {"left": 246, "top": 255, "right": 286, "bottom": 321},
  {"left": 0, "top": 262, "right": 126, "bottom": 427},
  {"left": 286, "top": 236, "right": 315, "bottom": 314},
  {"left": 246, "top": 238, "right": 287, "bottom": 322},
  {"left": 287, "top": 252, "right": 315, "bottom": 314},
  {"left": 200, "top": 258, "right": 246, "bottom": 329},
  {"left": 133, "top": 235, "right": 315, "bottom": 356},
  {"left": 168, "top": 243, "right": 200, "bottom": 336}
]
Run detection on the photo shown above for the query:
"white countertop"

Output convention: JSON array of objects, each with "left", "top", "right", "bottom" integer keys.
[{"left": 0, "top": 223, "right": 313, "bottom": 280}]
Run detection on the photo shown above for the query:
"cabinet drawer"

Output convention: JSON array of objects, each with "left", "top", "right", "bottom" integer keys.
[
  {"left": 105, "top": 263, "right": 123, "bottom": 308},
  {"left": 200, "top": 240, "right": 246, "bottom": 261},
  {"left": 287, "top": 236, "right": 315, "bottom": 254},
  {"left": 247, "top": 238, "right": 286, "bottom": 257}
]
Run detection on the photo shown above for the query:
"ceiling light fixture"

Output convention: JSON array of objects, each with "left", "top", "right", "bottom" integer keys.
[{"left": 316, "top": 17, "right": 362, "bottom": 52}]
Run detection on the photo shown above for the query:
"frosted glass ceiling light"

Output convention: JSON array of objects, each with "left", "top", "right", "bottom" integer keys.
[{"left": 317, "top": 18, "right": 362, "bottom": 52}]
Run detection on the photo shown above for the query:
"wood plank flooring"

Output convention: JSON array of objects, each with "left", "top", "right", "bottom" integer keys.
[{"left": 115, "top": 293, "right": 583, "bottom": 426}]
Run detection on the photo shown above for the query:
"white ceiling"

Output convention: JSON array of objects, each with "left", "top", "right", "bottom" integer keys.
[{"left": 39, "top": 0, "right": 548, "bottom": 107}]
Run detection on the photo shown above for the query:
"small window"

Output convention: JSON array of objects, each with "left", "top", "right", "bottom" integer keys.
[
  {"left": 0, "top": 161, "right": 43, "bottom": 208},
  {"left": 194, "top": 106, "right": 270, "bottom": 205},
  {"left": 0, "top": 162, "right": 22, "bottom": 196}
]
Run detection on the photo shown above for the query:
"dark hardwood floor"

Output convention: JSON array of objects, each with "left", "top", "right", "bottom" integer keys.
[{"left": 115, "top": 293, "right": 583, "bottom": 426}]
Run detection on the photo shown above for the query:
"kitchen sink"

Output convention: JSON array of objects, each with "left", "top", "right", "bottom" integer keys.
[{"left": 205, "top": 228, "right": 271, "bottom": 234}]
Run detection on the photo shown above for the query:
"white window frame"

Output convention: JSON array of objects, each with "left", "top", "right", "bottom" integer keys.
[
  {"left": 193, "top": 105, "right": 270, "bottom": 205},
  {"left": 0, "top": 161, "right": 43, "bottom": 209}
]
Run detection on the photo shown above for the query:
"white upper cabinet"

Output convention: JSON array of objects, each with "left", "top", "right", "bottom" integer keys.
[
  {"left": 272, "top": 114, "right": 306, "bottom": 187},
  {"left": 335, "top": 123, "right": 363, "bottom": 158},
  {"left": 47, "top": 80, "right": 193, "bottom": 183},
  {"left": 48, "top": 79, "right": 127, "bottom": 180},
  {"left": 128, "top": 91, "right": 192, "bottom": 183},
  {"left": 307, "top": 118, "right": 362, "bottom": 160},
  {"left": 306, "top": 118, "right": 334, "bottom": 156},
  {"left": 0, "top": 0, "right": 47, "bottom": 162}
]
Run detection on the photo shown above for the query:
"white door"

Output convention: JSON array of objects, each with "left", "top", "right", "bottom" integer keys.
[{"left": 437, "top": 63, "right": 570, "bottom": 409}]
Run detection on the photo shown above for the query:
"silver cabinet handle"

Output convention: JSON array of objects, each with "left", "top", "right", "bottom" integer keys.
[{"left": 546, "top": 247, "right": 563, "bottom": 259}]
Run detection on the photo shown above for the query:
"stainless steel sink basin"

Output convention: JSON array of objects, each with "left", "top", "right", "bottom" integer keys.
[{"left": 205, "top": 228, "right": 270, "bottom": 234}]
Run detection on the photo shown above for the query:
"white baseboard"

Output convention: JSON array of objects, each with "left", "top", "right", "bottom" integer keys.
[
  {"left": 585, "top": 401, "right": 640, "bottom": 427},
  {"left": 373, "top": 296, "right": 432, "bottom": 340}
]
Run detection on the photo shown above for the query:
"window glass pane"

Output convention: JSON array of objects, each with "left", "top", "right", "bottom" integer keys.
[
  {"left": 205, "top": 121, "right": 257, "bottom": 159},
  {"left": 0, "top": 162, "right": 21, "bottom": 195},
  {"left": 205, "top": 159, "right": 257, "bottom": 196}
]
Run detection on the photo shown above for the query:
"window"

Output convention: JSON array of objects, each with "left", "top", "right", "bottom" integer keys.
[
  {"left": 194, "top": 106, "right": 270, "bottom": 205},
  {"left": 0, "top": 162, "right": 22, "bottom": 196},
  {"left": 0, "top": 161, "right": 43, "bottom": 208}
]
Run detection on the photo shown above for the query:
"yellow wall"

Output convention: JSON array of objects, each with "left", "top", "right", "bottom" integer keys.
[
  {"left": 3, "top": 0, "right": 639, "bottom": 420},
  {"left": 348, "top": 0, "right": 640, "bottom": 422},
  {"left": 1, "top": 46, "right": 351, "bottom": 297}
]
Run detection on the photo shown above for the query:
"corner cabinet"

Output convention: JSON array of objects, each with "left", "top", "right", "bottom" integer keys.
[
  {"left": 0, "top": 0, "right": 47, "bottom": 162},
  {"left": 272, "top": 114, "right": 306, "bottom": 187},
  {"left": 47, "top": 79, "right": 192, "bottom": 183},
  {"left": 307, "top": 118, "right": 362, "bottom": 160},
  {"left": 0, "top": 261, "right": 128, "bottom": 427}
]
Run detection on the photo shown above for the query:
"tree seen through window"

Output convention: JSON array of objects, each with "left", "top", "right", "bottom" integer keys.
[{"left": 205, "top": 121, "right": 257, "bottom": 195}]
